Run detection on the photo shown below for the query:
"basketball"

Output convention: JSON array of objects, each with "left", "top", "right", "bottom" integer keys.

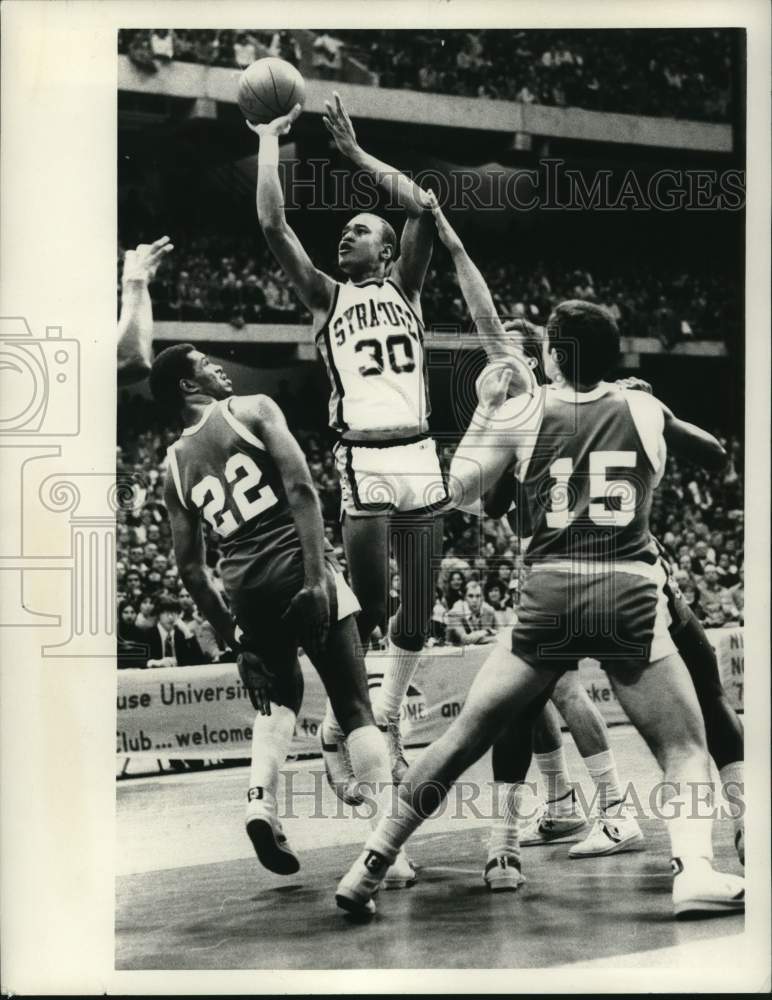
[{"left": 237, "top": 57, "right": 306, "bottom": 124}]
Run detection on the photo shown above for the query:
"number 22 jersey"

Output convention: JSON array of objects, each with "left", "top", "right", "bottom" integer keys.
[
  {"left": 315, "top": 277, "right": 430, "bottom": 437},
  {"left": 166, "top": 398, "right": 300, "bottom": 596}
]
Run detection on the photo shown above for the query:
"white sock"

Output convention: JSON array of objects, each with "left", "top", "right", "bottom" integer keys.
[
  {"left": 376, "top": 640, "right": 421, "bottom": 720},
  {"left": 365, "top": 796, "right": 423, "bottom": 865},
  {"left": 321, "top": 701, "right": 344, "bottom": 744},
  {"left": 718, "top": 760, "right": 744, "bottom": 832},
  {"left": 663, "top": 791, "right": 714, "bottom": 866},
  {"left": 247, "top": 704, "right": 296, "bottom": 806},
  {"left": 583, "top": 749, "right": 623, "bottom": 812},
  {"left": 534, "top": 747, "right": 573, "bottom": 812},
  {"left": 488, "top": 782, "right": 528, "bottom": 859},
  {"left": 346, "top": 724, "right": 393, "bottom": 827}
]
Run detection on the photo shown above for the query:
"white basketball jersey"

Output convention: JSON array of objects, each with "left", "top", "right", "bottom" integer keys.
[{"left": 314, "top": 277, "right": 430, "bottom": 437}]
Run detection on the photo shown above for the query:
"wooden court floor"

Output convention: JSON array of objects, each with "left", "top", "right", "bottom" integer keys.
[{"left": 116, "top": 727, "right": 744, "bottom": 971}]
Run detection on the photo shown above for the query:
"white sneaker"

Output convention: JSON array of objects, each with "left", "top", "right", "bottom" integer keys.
[
  {"left": 671, "top": 858, "right": 745, "bottom": 918},
  {"left": 383, "top": 849, "right": 417, "bottom": 890},
  {"left": 320, "top": 723, "right": 363, "bottom": 806},
  {"left": 520, "top": 795, "right": 587, "bottom": 846},
  {"left": 568, "top": 805, "right": 645, "bottom": 858},
  {"left": 245, "top": 788, "right": 300, "bottom": 876},
  {"left": 378, "top": 716, "right": 409, "bottom": 784},
  {"left": 484, "top": 853, "right": 526, "bottom": 893},
  {"left": 335, "top": 849, "right": 389, "bottom": 916}
]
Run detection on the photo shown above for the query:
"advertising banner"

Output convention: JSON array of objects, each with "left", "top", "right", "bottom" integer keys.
[{"left": 116, "top": 629, "right": 743, "bottom": 758}]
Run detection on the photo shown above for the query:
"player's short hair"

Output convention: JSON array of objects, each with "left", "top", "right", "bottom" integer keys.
[
  {"left": 546, "top": 300, "right": 620, "bottom": 386},
  {"left": 377, "top": 217, "right": 397, "bottom": 258},
  {"left": 149, "top": 344, "right": 197, "bottom": 410}
]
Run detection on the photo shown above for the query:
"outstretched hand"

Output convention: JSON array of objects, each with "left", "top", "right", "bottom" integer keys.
[
  {"left": 322, "top": 91, "right": 359, "bottom": 158},
  {"left": 425, "top": 190, "right": 463, "bottom": 254},
  {"left": 616, "top": 376, "right": 653, "bottom": 394},
  {"left": 476, "top": 361, "right": 514, "bottom": 413},
  {"left": 245, "top": 103, "right": 302, "bottom": 138},
  {"left": 122, "top": 236, "right": 174, "bottom": 284}
]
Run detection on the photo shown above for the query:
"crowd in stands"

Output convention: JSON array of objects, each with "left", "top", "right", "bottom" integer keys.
[
  {"left": 116, "top": 387, "right": 745, "bottom": 668},
  {"left": 118, "top": 27, "right": 733, "bottom": 123},
  {"left": 119, "top": 236, "right": 739, "bottom": 347},
  {"left": 340, "top": 29, "right": 733, "bottom": 123},
  {"left": 118, "top": 29, "right": 301, "bottom": 73}
]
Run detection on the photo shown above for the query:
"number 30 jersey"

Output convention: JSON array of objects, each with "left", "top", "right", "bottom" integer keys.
[
  {"left": 166, "top": 398, "right": 299, "bottom": 595},
  {"left": 315, "top": 277, "right": 430, "bottom": 438},
  {"left": 517, "top": 383, "right": 665, "bottom": 566}
]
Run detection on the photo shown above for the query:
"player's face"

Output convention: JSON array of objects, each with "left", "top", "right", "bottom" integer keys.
[
  {"left": 338, "top": 215, "right": 388, "bottom": 275},
  {"left": 189, "top": 351, "right": 233, "bottom": 399}
]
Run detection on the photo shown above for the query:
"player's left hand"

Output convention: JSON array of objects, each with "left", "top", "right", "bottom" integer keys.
[
  {"left": 122, "top": 235, "right": 174, "bottom": 284},
  {"left": 322, "top": 92, "right": 359, "bottom": 157},
  {"left": 476, "top": 361, "right": 514, "bottom": 413},
  {"left": 237, "top": 649, "right": 275, "bottom": 715},
  {"left": 283, "top": 583, "right": 330, "bottom": 659}
]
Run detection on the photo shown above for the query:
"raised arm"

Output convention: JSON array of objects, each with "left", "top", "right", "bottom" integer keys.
[
  {"left": 616, "top": 377, "right": 728, "bottom": 471},
  {"left": 323, "top": 91, "right": 433, "bottom": 299},
  {"left": 231, "top": 394, "right": 330, "bottom": 657},
  {"left": 449, "top": 364, "right": 537, "bottom": 511},
  {"left": 117, "top": 236, "right": 173, "bottom": 384},
  {"left": 164, "top": 475, "right": 236, "bottom": 649},
  {"left": 247, "top": 107, "right": 335, "bottom": 315}
]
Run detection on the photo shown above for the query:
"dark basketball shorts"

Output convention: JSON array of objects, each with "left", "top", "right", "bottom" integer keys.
[
  {"left": 511, "top": 560, "right": 677, "bottom": 672},
  {"left": 230, "top": 553, "right": 359, "bottom": 664}
]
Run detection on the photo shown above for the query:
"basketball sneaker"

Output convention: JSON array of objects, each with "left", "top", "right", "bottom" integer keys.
[
  {"left": 520, "top": 791, "right": 587, "bottom": 846},
  {"left": 484, "top": 853, "right": 526, "bottom": 893},
  {"left": 383, "top": 849, "right": 417, "bottom": 890},
  {"left": 568, "top": 802, "right": 645, "bottom": 858},
  {"left": 320, "top": 723, "right": 363, "bottom": 806},
  {"left": 335, "top": 849, "right": 390, "bottom": 916},
  {"left": 245, "top": 787, "right": 300, "bottom": 876},
  {"left": 671, "top": 857, "right": 745, "bottom": 918},
  {"left": 378, "top": 716, "right": 409, "bottom": 783}
]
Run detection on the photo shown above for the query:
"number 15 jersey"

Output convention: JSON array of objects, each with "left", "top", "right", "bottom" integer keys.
[
  {"left": 315, "top": 277, "right": 430, "bottom": 438},
  {"left": 517, "top": 382, "right": 666, "bottom": 566},
  {"left": 166, "top": 398, "right": 299, "bottom": 595}
]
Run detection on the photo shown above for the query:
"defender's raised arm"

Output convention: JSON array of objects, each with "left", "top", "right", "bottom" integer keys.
[
  {"left": 248, "top": 107, "right": 335, "bottom": 316},
  {"left": 324, "top": 91, "right": 433, "bottom": 301},
  {"left": 117, "top": 236, "right": 173, "bottom": 384}
]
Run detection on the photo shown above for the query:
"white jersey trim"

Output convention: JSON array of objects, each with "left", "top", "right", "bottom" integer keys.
[
  {"left": 181, "top": 402, "right": 216, "bottom": 436},
  {"left": 621, "top": 389, "right": 666, "bottom": 483},
  {"left": 221, "top": 399, "right": 266, "bottom": 451},
  {"left": 166, "top": 443, "right": 188, "bottom": 509}
]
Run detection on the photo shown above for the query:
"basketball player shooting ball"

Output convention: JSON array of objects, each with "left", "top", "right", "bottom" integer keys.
[{"left": 247, "top": 94, "right": 446, "bottom": 793}]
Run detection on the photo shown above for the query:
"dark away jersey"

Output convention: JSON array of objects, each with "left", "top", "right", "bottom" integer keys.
[
  {"left": 166, "top": 399, "right": 300, "bottom": 595},
  {"left": 517, "top": 383, "right": 665, "bottom": 566}
]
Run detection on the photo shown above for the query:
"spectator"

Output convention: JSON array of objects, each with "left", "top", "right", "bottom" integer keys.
[
  {"left": 234, "top": 33, "right": 258, "bottom": 69},
  {"left": 484, "top": 582, "right": 515, "bottom": 627},
  {"left": 117, "top": 601, "right": 145, "bottom": 669},
  {"left": 698, "top": 563, "right": 730, "bottom": 606},
  {"left": 313, "top": 32, "right": 345, "bottom": 79},
  {"left": 446, "top": 581, "right": 498, "bottom": 646},
  {"left": 443, "top": 569, "right": 467, "bottom": 610},
  {"left": 136, "top": 596, "right": 204, "bottom": 668},
  {"left": 150, "top": 29, "right": 174, "bottom": 63}
]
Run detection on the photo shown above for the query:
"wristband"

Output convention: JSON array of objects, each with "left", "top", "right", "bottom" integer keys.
[{"left": 259, "top": 134, "right": 280, "bottom": 168}]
